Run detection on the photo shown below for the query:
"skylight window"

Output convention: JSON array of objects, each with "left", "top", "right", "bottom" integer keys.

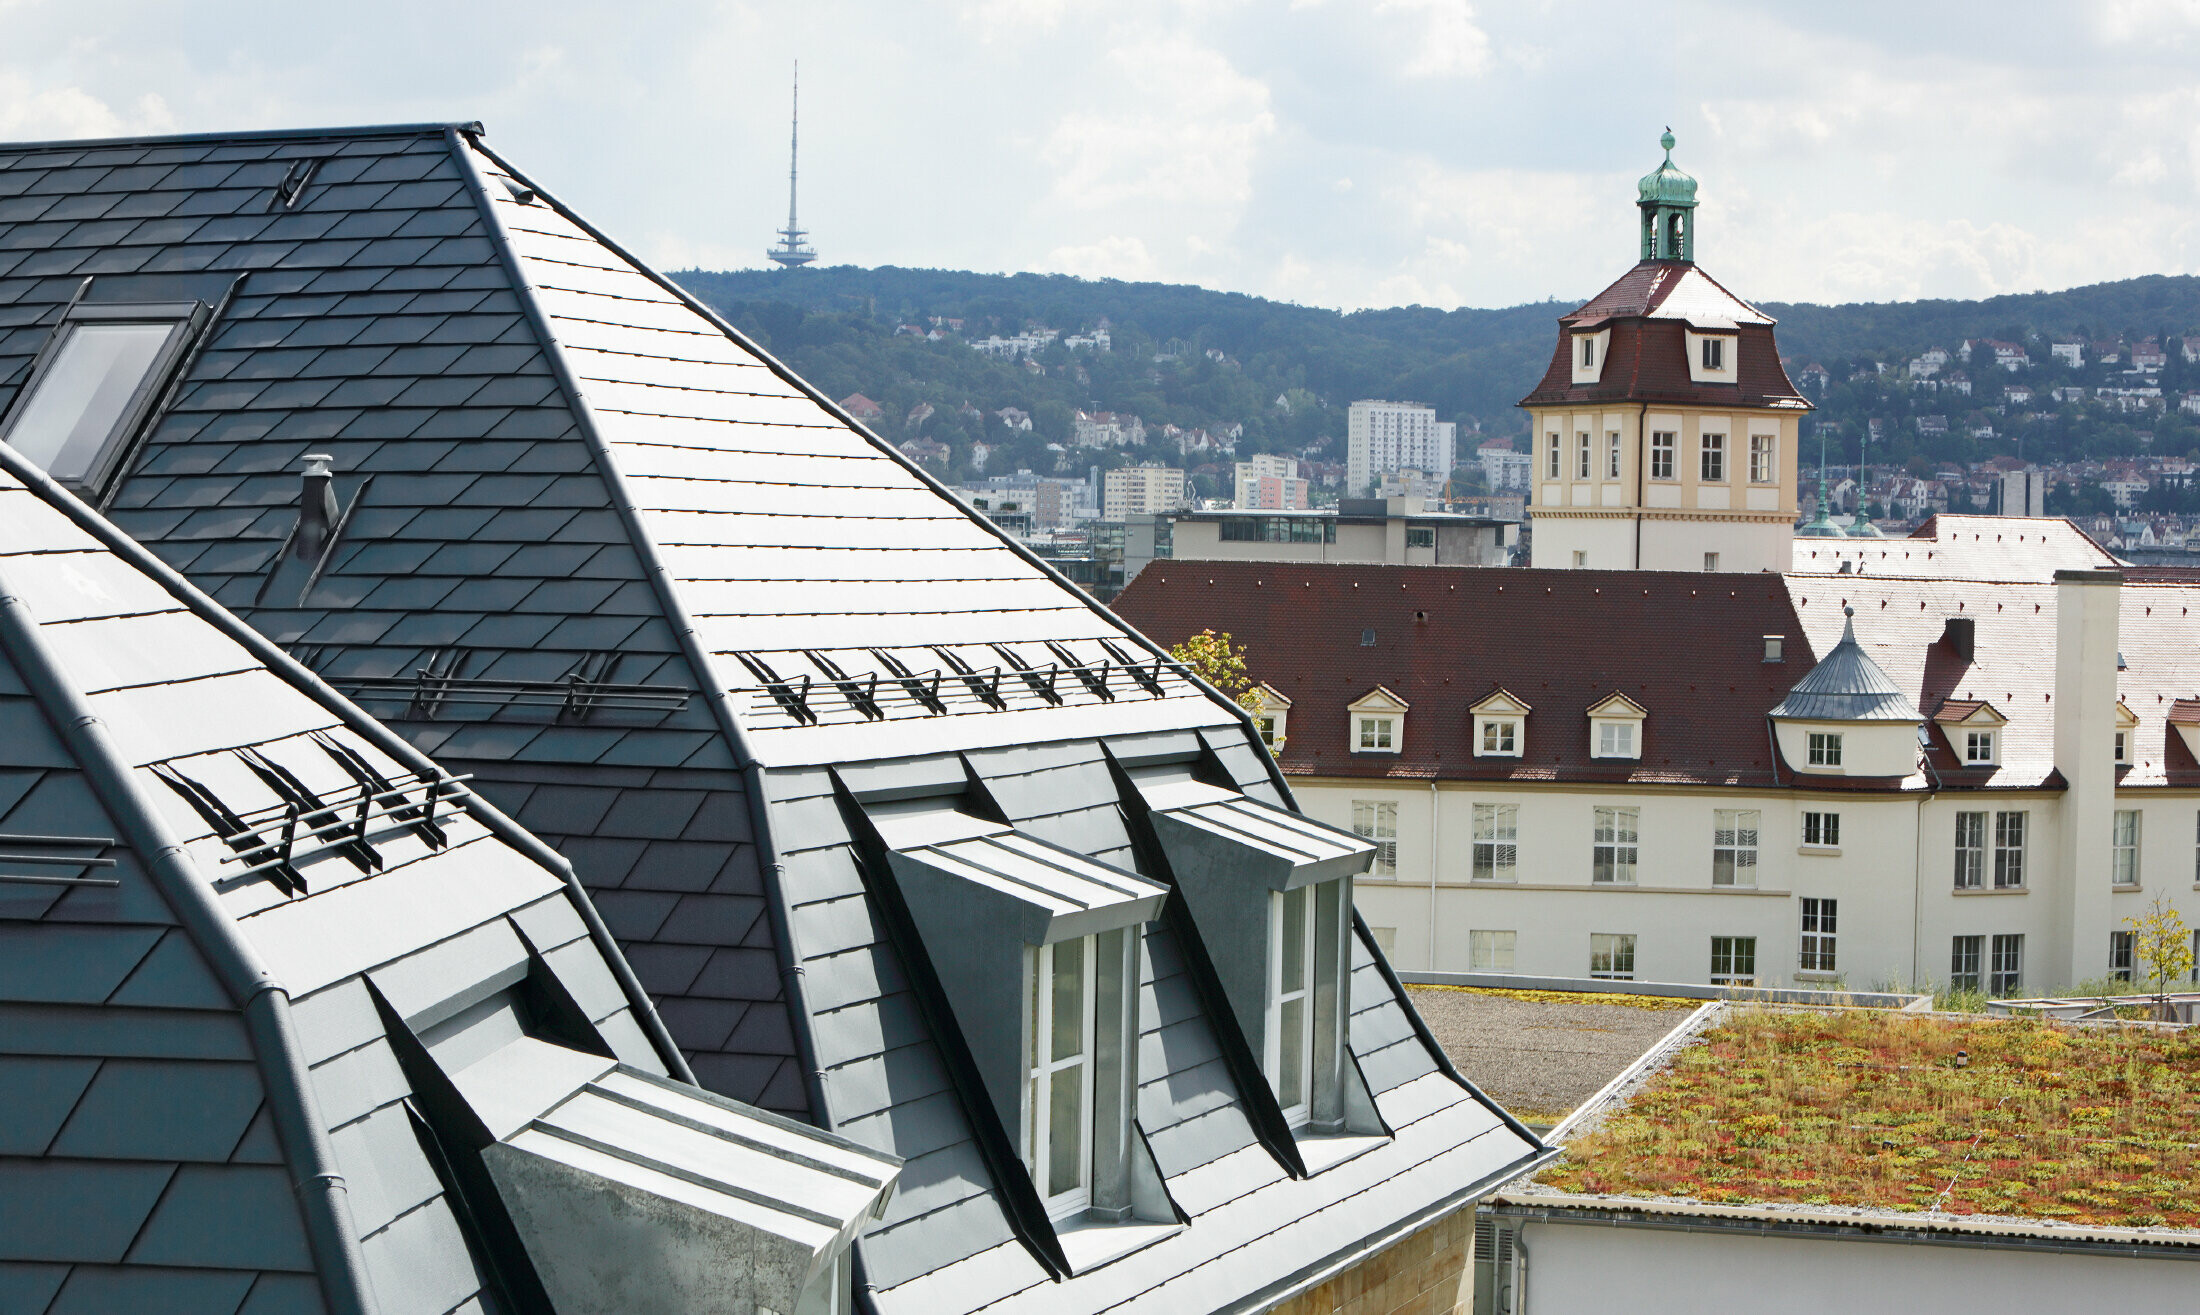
[{"left": 3, "top": 300, "right": 200, "bottom": 498}]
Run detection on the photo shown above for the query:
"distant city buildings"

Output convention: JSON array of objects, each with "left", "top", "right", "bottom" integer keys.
[
  {"left": 1073, "top": 410, "right": 1146, "bottom": 448},
  {"left": 1347, "top": 399, "right": 1456, "bottom": 497},
  {"left": 1234, "top": 453, "right": 1310, "bottom": 509},
  {"left": 1101, "top": 462, "right": 1188, "bottom": 518},
  {"left": 1477, "top": 436, "right": 1531, "bottom": 493}
]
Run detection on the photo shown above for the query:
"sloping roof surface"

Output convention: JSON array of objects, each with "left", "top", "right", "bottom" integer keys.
[
  {"left": 1519, "top": 261, "right": 1806, "bottom": 411},
  {"left": 1114, "top": 563, "right": 1814, "bottom": 788},
  {"left": 1790, "top": 515, "right": 2124, "bottom": 581},
  {"left": 0, "top": 445, "right": 691, "bottom": 1313}
]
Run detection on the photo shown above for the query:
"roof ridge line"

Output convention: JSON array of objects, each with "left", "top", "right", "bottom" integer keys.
[{"left": 0, "top": 121, "right": 483, "bottom": 153}]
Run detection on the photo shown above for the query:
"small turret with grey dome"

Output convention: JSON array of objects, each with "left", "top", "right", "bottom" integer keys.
[
  {"left": 1772, "top": 607, "right": 1920, "bottom": 722},
  {"left": 1638, "top": 128, "right": 1698, "bottom": 261}
]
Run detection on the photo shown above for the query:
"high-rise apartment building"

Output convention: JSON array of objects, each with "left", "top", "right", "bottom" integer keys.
[
  {"left": 1103, "top": 462, "right": 1188, "bottom": 518},
  {"left": 1347, "top": 400, "right": 1455, "bottom": 497},
  {"left": 1234, "top": 453, "right": 1311, "bottom": 509}
]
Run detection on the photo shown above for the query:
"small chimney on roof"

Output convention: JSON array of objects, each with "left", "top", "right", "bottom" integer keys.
[
  {"left": 1942, "top": 615, "right": 1976, "bottom": 662},
  {"left": 293, "top": 453, "right": 337, "bottom": 560}
]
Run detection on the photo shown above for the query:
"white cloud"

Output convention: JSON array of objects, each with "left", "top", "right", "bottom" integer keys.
[
  {"left": 0, "top": 79, "right": 172, "bottom": 140},
  {"left": 1038, "top": 36, "right": 1275, "bottom": 212},
  {"left": 1372, "top": 0, "right": 1489, "bottom": 78},
  {"left": 1046, "top": 234, "right": 1157, "bottom": 280}
]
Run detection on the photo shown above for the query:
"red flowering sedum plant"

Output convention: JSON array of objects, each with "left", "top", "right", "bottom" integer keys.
[{"left": 1538, "top": 1007, "right": 2200, "bottom": 1230}]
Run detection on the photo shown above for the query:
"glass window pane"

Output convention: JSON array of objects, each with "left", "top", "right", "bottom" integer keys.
[
  {"left": 1280, "top": 885, "right": 1308, "bottom": 994},
  {"left": 1048, "top": 1064, "right": 1084, "bottom": 1196},
  {"left": 1277, "top": 996, "right": 1306, "bottom": 1109},
  {"left": 9, "top": 322, "right": 176, "bottom": 482},
  {"left": 1050, "top": 937, "right": 1084, "bottom": 1063}
]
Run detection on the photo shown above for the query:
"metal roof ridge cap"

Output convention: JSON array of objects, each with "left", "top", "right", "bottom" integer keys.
[
  {"left": 0, "top": 120, "right": 483, "bottom": 153},
  {"left": 458, "top": 131, "right": 1272, "bottom": 752},
  {"left": 0, "top": 437, "right": 697, "bottom": 1091},
  {"left": 0, "top": 558, "right": 378, "bottom": 1315},
  {"left": 446, "top": 127, "right": 806, "bottom": 1109}
]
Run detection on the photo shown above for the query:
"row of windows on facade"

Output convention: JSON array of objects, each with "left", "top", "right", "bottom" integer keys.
[
  {"left": 1351, "top": 801, "right": 2183, "bottom": 890},
  {"left": 1543, "top": 430, "right": 1776, "bottom": 484},
  {"left": 1463, "top": 913, "right": 1830, "bottom": 986},
  {"left": 1466, "top": 923, "right": 2036, "bottom": 994}
]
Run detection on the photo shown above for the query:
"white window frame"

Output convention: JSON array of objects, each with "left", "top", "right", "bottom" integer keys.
[
  {"left": 1709, "top": 935, "right": 1757, "bottom": 986},
  {"left": 1472, "top": 803, "right": 1517, "bottom": 882},
  {"left": 1954, "top": 811, "right": 1986, "bottom": 889},
  {"left": 1649, "top": 430, "right": 1676, "bottom": 480},
  {"left": 1807, "top": 731, "right": 1843, "bottom": 767},
  {"left": 1351, "top": 800, "right": 1398, "bottom": 879},
  {"left": 1580, "top": 336, "right": 1596, "bottom": 369},
  {"left": 1712, "top": 809, "right": 1759, "bottom": 887},
  {"left": 2110, "top": 930, "right": 2135, "bottom": 982},
  {"left": 1024, "top": 937, "right": 1096, "bottom": 1219},
  {"left": 1, "top": 299, "right": 204, "bottom": 498},
  {"left": 1800, "top": 898, "right": 1837, "bottom": 973},
  {"left": 1605, "top": 431, "right": 1622, "bottom": 480},
  {"left": 2115, "top": 730, "right": 2129, "bottom": 764},
  {"left": 1965, "top": 729, "right": 1997, "bottom": 765},
  {"left": 1546, "top": 433, "right": 1561, "bottom": 479},
  {"left": 1748, "top": 432, "right": 1777, "bottom": 484},
  {"left": 1576, "top": 431, "right": 1592, "bottom": 479},
  {"left": 1589, "top": 932, "right": 1636, "bottom": 980},
  {"left": 2113, "top": 809, "right": 2141, "bottom": 887},
  {"left": 1700, "top": 432, "right": 1726, "bottom": 483},
  {"left": 1802, "top": 810, "right": 1840, "bottom": 848},
  {"left": 1266, "top": 886, "right": 1320, "bottom": 1128},
  {"left": 1593, "top": 720, "right": 1639, "bottom": 759},
  {"left": 1469, "top": 929, "right": 1516, "bottom": 971},
  {"left": 1993, "top": 810, "right": 2027, "bottom": 889},
  {"left": 1592, "top": 806, "right": 1639, "bottom": 885},
  {"left": 1989, "top": 933, "right": 2023, "bottom": 995},
  {"left": 1478, "top": 717, "right": 1519, "bottom": 756},
  {"left": 1702, "top": 338, "right": 1725, "bottom": 371},
  {"left": 1355, "top": 715, "right": 1397, "bottom": 753},
  {"left": 1949, "top": 935, "right": 1983, "bottom": 993}
]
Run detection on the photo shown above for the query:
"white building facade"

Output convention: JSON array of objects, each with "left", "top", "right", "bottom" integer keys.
[{"left": 1101, "top": 462, "right": 1187, "bottom": 518}]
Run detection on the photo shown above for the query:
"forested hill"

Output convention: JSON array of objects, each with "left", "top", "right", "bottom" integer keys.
[{"left": 669, "top": 264, "right": 2200, "bottom": 481}]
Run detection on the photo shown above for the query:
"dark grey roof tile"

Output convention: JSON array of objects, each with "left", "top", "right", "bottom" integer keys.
[
  {"left": 617, "top": 838, "right": 734, "bottom": 893},
  {"left": 0, "top": 1158, "right": 175, "bottom": 1261},
  {"left": 232, "top": 1272, "right": 324, "bottom": 1315},
  {"left": 453, "top": 613, "right": 560, "bottom": 648},
  {"left": 45, "top": 1266, "right": 258, "bottom": 1315},
  {"left": 0, "top": 1055, "right": 99, "bottom": 1154},
  {"left": 429, "top": 723, "right": 545, "bottom": 762},
  {"left": 49, "top": 1059, "right": 266, "bottom": 1162},
  {"left": 859, "top": 1193, "right": 1016, "bottom": 1292},
  {"left": 599, "top": 788, "right": 707, "bottom": 840},
  {"left": 685, "top": 1050, "right": 786, "bottom": 1107},
  {"left": 620, "top": 942, "right": 711, "bottom": 996},
  {"left": 0, "top": 1262, "right": 67, "bottom": 1312}
]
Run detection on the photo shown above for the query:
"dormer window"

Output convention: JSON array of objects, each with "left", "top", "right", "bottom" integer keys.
[
  {"left": 1026, "top": 934, "right": 1100, "bottom": 1216},
  {"left": 1587, "top": 692, "right": 1646, "bottom": 760},
  {"left": 2115, "top": 700, "right": 2137, "bottom": 765},
  {"left": 1808, "top": 731, "right": 1843, "bottom": 766},
  {"left": 1571, "top": 328, "right": 1611, "bottom": 384},
  {"left": 2114, "top": 730, "right": 2130, "bottom": 764},
  {"left": 1268, "top": 882, "right": 1320, "bottom": 1126},
  {"left": 1348, "top": 686, "right": 1409, "bottom": 754},
  {"left": 3, "top": 298, "right": 209, "bottom": 499},
  {"left": 1686, "top": 331, "right": 1739, "bottom": 384},
  {"left": 1471, "top": 689, "right": 1530, "bottom": 759},
  {"left": 1966, "top": 730, "right": 1997, "bottom": 764}
]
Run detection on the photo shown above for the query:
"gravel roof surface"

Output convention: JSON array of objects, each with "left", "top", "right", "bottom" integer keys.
[{"left": 1408, "top": 987, "right": 1698, "bottom": 1124}]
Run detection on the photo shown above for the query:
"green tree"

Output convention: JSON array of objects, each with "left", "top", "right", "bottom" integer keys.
[
  {"left": 1168, "top": 629, "right": 1264, "bottom": 718},
  {"left": 2126, "top": 895, "right": 2193, "bottom": 1017}
]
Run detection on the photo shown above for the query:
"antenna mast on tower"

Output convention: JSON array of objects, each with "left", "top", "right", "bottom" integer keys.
[{"left": 767, "top": 62, "right": 817, "bottom": 268}]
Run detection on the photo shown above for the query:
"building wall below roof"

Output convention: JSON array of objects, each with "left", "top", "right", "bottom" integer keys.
[
  {"left": 1316, "top": 775, "right": 2197, "bottom": 991},
  {"left": 1512, "top": 1213, "right": 2196, "bottom": 1315},
  {"left": 1266, "top": 1207, "right": 1474, "bottom": 1315}
]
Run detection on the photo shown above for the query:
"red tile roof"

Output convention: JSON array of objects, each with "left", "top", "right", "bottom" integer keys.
[
  {"left": 1519, "top": 261, "right": 1808, "bottom": 412},
  {"left": 1114, "top": 563, "right": 1813, "bottom": 787}
]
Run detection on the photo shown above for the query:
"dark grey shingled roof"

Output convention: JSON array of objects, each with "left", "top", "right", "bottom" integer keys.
[
  {"left": 9, "top": 122, "right": 1548, "bottom": 1313},
  {"left": 1769, "top": 608, "right": 1921, "bottom": 722}
]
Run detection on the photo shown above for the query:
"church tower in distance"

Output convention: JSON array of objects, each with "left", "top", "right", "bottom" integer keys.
[{"left": 1520, "top": 131, "right": 1810, "bottom": 573}]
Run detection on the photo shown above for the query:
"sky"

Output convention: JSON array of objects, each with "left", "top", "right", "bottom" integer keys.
[{"left": 11, "top": 1, "right": 2200, "bottom": 312}]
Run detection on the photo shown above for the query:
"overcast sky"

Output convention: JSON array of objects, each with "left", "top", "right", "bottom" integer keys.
[{"left": 13, "top": 1, "right": 2200, "bottom": 311}]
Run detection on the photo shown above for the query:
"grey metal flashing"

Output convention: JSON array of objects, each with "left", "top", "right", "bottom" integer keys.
[
  {"left": 0, "top": 121, "right": 484, "bottom": 153},
  {"left": 1227, "top": 1146, "right": 1558, "bottom": 1315},
  {"left": 0, "top": 440, "right": 697, "bottom": 1090},
  {"left": 443, "top": 128, "right": 814, "bottom": 1116},
  {"left": 96, "top": 272, "right": 247, "bottom": 515},
  {"left": 461, "top": 131, "right": 1267, "bottom": 745},
  {"left": 0, "top": 560, "right": 376, "bottom": 1315},
  {"left": 1356, "top": 921, "right": 1544, "bottom": 1151},
  {"left": 1484, "top": 1197, "right": 2200, "bottom": 1262}
]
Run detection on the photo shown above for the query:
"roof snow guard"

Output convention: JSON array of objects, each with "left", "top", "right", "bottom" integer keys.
[
  {"left": 0, "top": 440, "right": 896, "bottom": 1315},
  {"left": 1770, "top": 608, "right": 1921, "bottom": 722}
]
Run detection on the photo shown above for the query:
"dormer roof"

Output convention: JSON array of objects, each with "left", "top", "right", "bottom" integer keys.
[
  {"left": 1586, "top": 691, "right": 1648, "bottom": 718},
  {"left": 1934, "top": 699, "right": 2008, "bottom": 727},
  {"left": 1770, "top": 609, "right": 1921, "bottom": 722},
  {"left": 2116, "top": 700, "right": 2140, "bottom": 729},
  {"left": 1470, "top": 688, "right": 1532, "bottom": 716},
  {"left": 1349, "top": 685, "right": 1411, "bottom": 713}
]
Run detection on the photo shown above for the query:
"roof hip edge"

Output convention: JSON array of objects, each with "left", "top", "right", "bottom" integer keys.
[
  {"left": 0, "top": 556, "right": 378, "bottom": 1315},
  {"left": 0, "top": 438, "right": 696, "bottom": 1088}
]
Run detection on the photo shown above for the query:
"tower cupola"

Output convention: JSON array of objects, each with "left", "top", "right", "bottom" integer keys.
[{"left": 1637, "top": 129, "right": 1698, "bottom": 262}]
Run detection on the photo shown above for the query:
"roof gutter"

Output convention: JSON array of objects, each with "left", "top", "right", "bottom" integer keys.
[
  {"left": 444, "top": 130, "right": 810, "bottom": 1112},
  {"left": 0, "top": 563, "right": 376, "bottom": 1315},
  {"left": 1226, "top": 1146, "right": 1558, "bottom": 1315},
  {"left": 0, "top": 442, "right": 695, "bottom": 1089}
]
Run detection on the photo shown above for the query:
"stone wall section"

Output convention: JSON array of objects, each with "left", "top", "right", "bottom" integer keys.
[{"left": 1268, "top": 1208, "right": 1474, "bottom": 1315}]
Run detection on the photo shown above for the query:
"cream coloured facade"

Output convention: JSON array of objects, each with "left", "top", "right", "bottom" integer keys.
[{"left": 1527, "top": 406, "right": 1802, "bottom": 572}]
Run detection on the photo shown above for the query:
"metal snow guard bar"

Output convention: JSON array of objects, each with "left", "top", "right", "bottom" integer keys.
[
  {"left": 736, "top": 656, "right": 1186, "bottom": 724},
  {"left": 206, "top": 768, "right": 470, "bottom": 881},
  {"left": 335, "top": 673, "right": 693, "bottom": 717},
  {"left": 1398, "top": 970, "right": 1932, "bottom": 1011},
  {"left": 1988, "top": 992, "right": 2200, "bottom": 1024}
]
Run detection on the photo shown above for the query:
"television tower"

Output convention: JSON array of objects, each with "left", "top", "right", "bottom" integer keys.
[{"left": 767, "top": 63, "right": 817, "bottom": 268}]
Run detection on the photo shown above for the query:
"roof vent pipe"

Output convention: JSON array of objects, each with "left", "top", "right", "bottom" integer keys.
[
  {"left": 1942, "top": 615, "right": 1975, "bottom": 662},
  {"left": 294, "top": 453, "right": 337, "bottom": 560}
]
